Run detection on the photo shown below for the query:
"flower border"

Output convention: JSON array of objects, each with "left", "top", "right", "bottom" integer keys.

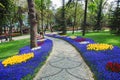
[
  {"left": 46, "top": 34, "right": 120, "bottom": 80},
  {"left": 0, "top": 39, "right": 53, "bottom": 80}
]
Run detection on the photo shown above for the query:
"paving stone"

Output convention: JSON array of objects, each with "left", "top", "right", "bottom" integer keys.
[
  {"left": 67, "top": 64, "right": 94, "bottom": 80},
  {"left": 50, "top": 58, "right": 81, "bottom": 69},
  {"left": 41, "top": 69, "right": 85, "bottom": 80},
  {"left": 33, "top": 64, "right": 62, "bottom": 80},
  {"left": 33, "top": 37, "right": 94, "bottom": 80}
]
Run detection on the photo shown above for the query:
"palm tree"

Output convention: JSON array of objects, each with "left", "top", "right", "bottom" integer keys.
[{"left": 27, "top": 0, "right": 37, "bottom": 48}]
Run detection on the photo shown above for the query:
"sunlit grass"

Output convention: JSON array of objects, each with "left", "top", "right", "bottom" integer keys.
[
  {"left": 0, "top": 39, "right": 30, "bottom": 61},
  {"left": 67, "top": 31, "right": 120, "bottom": 47}
]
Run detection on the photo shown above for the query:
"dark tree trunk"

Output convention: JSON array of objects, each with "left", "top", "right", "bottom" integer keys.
[
  {"left": 18, "top": 7, "right": 23, "bottom": 35},
  {"left": 27, "top": 0, "right": 37, "bottom": 48},
  {"left": 95, "top": 0, "right": 103, "bottom": 30},
  {"left": 3, "top": 26, "right": 6, "bottom": 33},
  {"left": 0, "top": 27, "right": 2, "bottom": 35},
  {"left": 9, "top": 22, "right": 13, "bottom": 41},
  {"left": 44, "top": 19, "right": 49, "bottom": 34},
  {"left": 36, "top": 13, "right": 40, "bottom": 33},
  {"left": 72, "top": 0, "right": 78, "bottom": 34},
  {"left": 50, "top": 23, "right": 53, "bottom": 32},
  {"left": 41, "top": 0, "right": 44, "bottom": 34},
  {"left": 18, "top": 18, "right": 23, "bottom": 35},
  {"left": 61, "top": 0, "right": 66, "bottom": 34},
  {"left": 82, "top": 0, "right": 88, "bottom": 36}
]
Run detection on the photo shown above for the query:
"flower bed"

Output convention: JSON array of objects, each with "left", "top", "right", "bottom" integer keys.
[
  {"left": 0, "top": 39, "right": 53, "bottom": 80},
  {"left": 106, "top": 62, "right": 120, "bottom": 72},
  {"left": 46, "top": 34, "right": 120, "bottom": 80},
  {"left": 87, "top": 43, "right": 113, "bottom": 51},
  {"left": 2, "top": 53, "right": 34, "bottom": 67}
]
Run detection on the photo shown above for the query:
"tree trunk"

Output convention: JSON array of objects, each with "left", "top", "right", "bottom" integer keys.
[
  {"left": 18, "top": 7, "right": 23, "bottom": 35},
  {"left": 36, "top": 13, "right": 40, "bottom": 33},
  {"left": 41, "top": 0, "right": 44, "bottom": 35},
  {"left": 61, "top": 0, "right": 66, "bottom": 34},
  {"left": 82, "top": 0, "right": 88, "bottom": 36},
  {"left": 19, "top": 18, "right": 23, "bottom": 35},
  {"left": 95, "top": 0, "right": 103, "bottom": 30},
  {"left": 9, "top": 22, "right": 13, "bottom": 41},
  {"left": 0, "top": 26, "right": 2, "bottom": 35},
  {"left": 9, "top": 27, "right": 12, "bottom": 41},
  {"left": 72, "top": 0, "right": 78, "bottom": 34},
  {"left": 44, "top": 19, "right": 49, "bottom": 34},
  {"left": 3, "top": 26, "right": 6, "bottom": 34},
  {"left": 50, "top": 23, "right": 53, "bottom": 32},
  {"left": 27, "top": 0, "right": 37, "bottom": 48}
]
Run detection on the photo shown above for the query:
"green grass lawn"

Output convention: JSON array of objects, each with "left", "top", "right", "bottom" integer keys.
[
  {"left": 0, "top": 39, "right": 30, "bottom": 61},
  {"left": 67, "top": 31, "right": 120, "bottom": 47}
]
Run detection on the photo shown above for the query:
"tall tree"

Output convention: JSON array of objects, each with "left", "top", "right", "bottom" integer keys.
[
  {"left": 95, "top": 0, "right": 103, "bottom": 30},
  {"left": 27, "top": 0, "right": 37, "bottom": 48},
  {"left": 82, "top": 0, "right": 88, "bottom": 36},
  {"left": 18, "top": 6, "right": 23, "bottom": 35},
  {"left": 88, "top": 0, "right": 108, "bottom": 30},
  {"left": 72, "top": 0, "right": 78, "bottom": 34},
  {"left": 41, "top": 0, "right": 44, "bottom": 34},
  {"left": 35, "top": 0, "right": 52, "bottom": 33},
  {"left": 61, "top": 0, "right": 66, "bottom": 34},
  {"left": 109, "top": 0, "right": 120, "bottom": 35},
  {"left": 0, "top": 0, "right": 11, "bottom": 35}
]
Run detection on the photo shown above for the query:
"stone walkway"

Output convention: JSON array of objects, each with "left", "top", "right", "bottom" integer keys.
[
  {"left": 34, "top": 37, "right": 94, "bottom": 80},
  {"left": 12, "top": 35, "right": 30, "bottom": 40}
]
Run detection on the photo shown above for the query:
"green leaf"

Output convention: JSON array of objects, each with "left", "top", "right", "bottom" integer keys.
[{"left": 0, "top": 3, "right": 5, "bottom": 8}]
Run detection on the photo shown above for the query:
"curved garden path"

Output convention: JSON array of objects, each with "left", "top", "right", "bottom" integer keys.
[{"left": 34, "top": 37, "right": 94, "bottom": 80}]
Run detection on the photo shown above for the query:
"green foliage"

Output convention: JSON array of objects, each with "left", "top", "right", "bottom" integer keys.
[
  {"left": 109, "top": 7, "right": 120, "bottom": 35},
  {"left": 0, "top": 3, "right": 5, "bottom": 8},
  {"left": 35, "top": 0, "right": 53, "bottom": 26},
  {"left": 55, "top": 2, "right": 83, "bottom": 28},
  {"left": 87, "top": 0, "right": 108, "bottom": 30},
  {"left": 52, "top": 25, "right": 61, "bottom": 31},
  {"left": 0, "top": 39, "right": 30, "bottom": 61}
]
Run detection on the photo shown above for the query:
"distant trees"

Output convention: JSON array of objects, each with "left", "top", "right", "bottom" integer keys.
[
  {"left": 0, "top": 0, "right": 19, "bottom": 40},
  {"left": 55, "top": 0, "right": 83, "bottom": 34},
  {"left": 109, "top": 0, "right": 120, "bottom": 35},
  {"left": 35, "top": 0, "right": 53, "bottom": 34},
  {"left": 87, "top": 0, "right": 109, "bottom": 31},
  {"left": 0, "top": 0, "right": 12, "bottom": 35}
]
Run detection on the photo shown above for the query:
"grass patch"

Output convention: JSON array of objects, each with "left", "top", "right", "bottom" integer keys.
[
  {"left": 0, "top": 39, "right": 30, "bottom": 61},
  {"left": 67, "top": 31, "right": 120, "bottom": 47}
]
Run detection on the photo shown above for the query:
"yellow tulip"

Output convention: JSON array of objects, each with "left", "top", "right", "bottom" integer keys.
[
  {"left": 87, "top": 43, "right": 113, "bottom": 51},
  {"left": 2, "top": 53, "right": 34, "bottom": 67}
]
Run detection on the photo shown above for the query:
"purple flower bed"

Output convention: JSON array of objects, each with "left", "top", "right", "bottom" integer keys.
[
  {"left": 46, "top": 34, "right": 120, "bottom": 80},
  {"left": 0, "top": 39, "right": 53, "bottom": 80}
]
